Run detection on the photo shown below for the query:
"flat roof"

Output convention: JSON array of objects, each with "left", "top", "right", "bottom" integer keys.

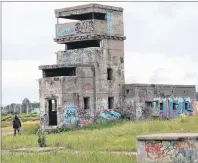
[
  {"left": 137, "top": 133, "right": 198, "bottom": 141},
  {"left": 55, "top": 3, "right": 123, "bottom": 18},
  {"left": 124, "top": 83, "right": 196, "bottom": 88},
  {"left": 39, "top": 64, "right": 93, "bottom": 70}
]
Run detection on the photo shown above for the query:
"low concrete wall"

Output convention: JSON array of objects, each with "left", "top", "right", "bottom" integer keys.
[{"left": 137, "top": 133, "right": 198, "bottom": 163}]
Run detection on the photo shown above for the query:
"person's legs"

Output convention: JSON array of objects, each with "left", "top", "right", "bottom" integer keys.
[
  {"left": 17, "top": 128, "right": 21, "bottom": 135},
  {"left": 14, "top": 129, "right": 16, "bottom": 136}
]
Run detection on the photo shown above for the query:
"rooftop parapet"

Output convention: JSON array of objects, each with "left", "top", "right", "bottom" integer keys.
[{"left": 54, "top": 3, "right": 123, "bottom": 19}]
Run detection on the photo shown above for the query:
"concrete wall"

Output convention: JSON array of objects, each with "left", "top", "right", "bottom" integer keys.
[
  {"left": 121, "top": 84, "right": 197, "bottom": 120},
  {"left": 56, "top": 14, "right": 124, "bottom": 37},
  {"left": 39, "top": 38, "right": 125, "bottom": 128},
  {"left": 137, "top": 133, "right": 198, "bottom": 163}
]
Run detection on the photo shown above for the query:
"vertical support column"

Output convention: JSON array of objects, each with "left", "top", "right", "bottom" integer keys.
[{"left": 92, "top": 67, "right": 96, "bottom": 111}]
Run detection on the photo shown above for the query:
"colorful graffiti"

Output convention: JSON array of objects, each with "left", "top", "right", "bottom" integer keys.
[
  {"left": 64, "top": 104, "right": 78, "bottom": 125},
  {"left": 145, "top": 140, "right": 198, "bottom": 162},
  {"left": 151, "top": 97, "right": 196, "bottom": 119},
  {"left": 106, "top": 12, "right": 113, "bottom": 34},
  {"left": 96, "top": 110, "right": 121, "bottom": 120},
  {"left": 56, "top": 26, "right": 75, "bottom": 37}
]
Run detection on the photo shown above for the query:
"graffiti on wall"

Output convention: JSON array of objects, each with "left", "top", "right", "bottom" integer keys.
[
  {"left": 64, "top": 104, "right": 78, "bottom": 125},
  {"left": 56, "top": 20, "right": 94, "bottom": 37},
  {"left": 106, "top": 12, "right": 113, "bottom": 34},
  {"left": 96, "top": 110, "right": 121, "bottom": 120},
  {"left": 145, "top": 140, "right": 198, "bottom": 162},
  {"left": 59, "top": 48, "right": 93, "bottom": 65},
  {"left": 75, "top": 21, "right": 94, "bottom": 34},
  {"left": 56, "top": 26, "right": 75, "bottom": 37},
  {"left": 150, "top": 97, "right": 196, "bottom": 119},
  {"left": 40, "top": 112, "right": 47, "bottom": 122}
]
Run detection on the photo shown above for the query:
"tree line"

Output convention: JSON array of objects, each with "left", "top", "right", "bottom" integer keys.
[{"left": 1, "top": 98, "right": 40, "bottom": 115}]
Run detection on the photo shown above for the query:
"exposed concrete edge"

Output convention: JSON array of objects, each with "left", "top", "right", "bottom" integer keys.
[
  {"left": 137, "top": 133, "right": 198, "bottom": 141},
  {"left": 54, "top": 3, "right": 123, "bottom": 16},
  {"left": 39, "top": 64, "right": 94, "bottom": 70},
  {"left": 124, "top": 83, "right": 196, "bottom": 88}
]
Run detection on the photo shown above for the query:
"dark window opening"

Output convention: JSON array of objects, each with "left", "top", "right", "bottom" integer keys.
[
  {"left": 160, "top": 103, "right": 163, "bottom": 111},
  {"left": 84, "top": 97, "right": 90, "bottom": 110},
  {"left": 60, "top": 12, "right": 106, "bottom": 21},
  {"left": 43, "top": 67, "right": 76, "bottom": 77},
  {"left": 107, "top": 68, "right": 113, "bottom": 80},
  {"left": 126, "top": 89, "right": 129, "bottom": 94},
  {"left": 48, "top": 99, "right": 57, "bottom": 126},
  {"left": 145, "top": 101, "right": 152, "bottom": 108},
  {"left": 173, "top": 103, "right": 177, "bottom": 110},
  {"left": 108, "top": 97, "right": 114, "bottom": 109},
  {"left": 67, "top": 40, "right": 100, "bottom": 50},
  {"left": 185, "top": 102, "right": 189, "bottom": 110}
]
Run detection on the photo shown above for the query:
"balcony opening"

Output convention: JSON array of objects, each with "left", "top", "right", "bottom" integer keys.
[
  {"left": 61, "top": 12, "right": 106, "bottom": 21},
  {"left": 108, "top": 97, "right": 114, "bottom": 109},
  {"left": 84, "top": 97, "right": 90, "bottom": 110},
  {"left": 66, "top": 40, "right": 100, "bottom": 50},
  {"left": 107, "top": 68, "right": 113, "bottom": 80},
  {"left": 43, "top": 67, "right": 76, "bottom": 77}
]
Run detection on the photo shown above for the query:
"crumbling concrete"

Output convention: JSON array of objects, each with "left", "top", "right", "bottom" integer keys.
[
  {"left": 137, "top": 133, "right": 198, "bottom": 163},
  {"left": 38, "top": 3, "right": 197, "bottom": 130}
]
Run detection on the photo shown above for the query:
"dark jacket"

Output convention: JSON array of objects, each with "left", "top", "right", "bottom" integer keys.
[{"left": 13, "top": 116, "right": 21, "bottom": 129}]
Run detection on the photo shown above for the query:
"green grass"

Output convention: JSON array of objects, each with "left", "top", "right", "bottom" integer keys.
[
  {"left": 2, "top": 115, "right": 198, "bottom": 151},
  {"left": 1, "top": 113, "right": 40, "bottom": 122},
  {"left": 2, "top": 151, "right": 137, "bottom": 163}
]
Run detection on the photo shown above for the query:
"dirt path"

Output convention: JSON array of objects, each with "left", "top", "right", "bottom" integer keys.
[{"left": 2, "top": 147, "right": 137, "bottom": 156}]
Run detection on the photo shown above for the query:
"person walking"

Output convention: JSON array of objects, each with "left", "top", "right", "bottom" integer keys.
[{"left": 12, "top": 115, "right": 22, "bottom": 136}]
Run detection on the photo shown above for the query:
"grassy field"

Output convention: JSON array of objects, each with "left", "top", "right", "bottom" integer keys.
[
  {"left": 1, "top": 114, "right": 198, "bottom": 163},
  {"left": 2, "top": 151, "right": 137, "bottom": 163}
]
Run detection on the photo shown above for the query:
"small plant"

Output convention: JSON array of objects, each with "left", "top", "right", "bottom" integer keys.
[{"left": 37, "top": 128, "right": 46, "bottom": 147}]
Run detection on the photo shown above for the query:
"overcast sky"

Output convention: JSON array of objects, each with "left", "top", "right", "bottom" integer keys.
[{"left": 2, "top": 1, "right": 198, "bottom": 106}]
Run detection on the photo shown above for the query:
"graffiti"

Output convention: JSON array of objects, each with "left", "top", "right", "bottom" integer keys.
[
  {"left": 120, "top": 57, "right": 124, "bottom": 63},
  {"left": 59, "top": 48, "right": 92, "bottom": 65},
  {"left": 96, "top": 110, "right": 121, "bottom": 120},
  {"left": 151, "top": 97, "right": 196, "bottom": 119},
  {"left": 84, "top": 82, "right": 92, "bottom": 91},
  {"left": 145, "top": 140, "right": 198, "bottom": 162},
  {"left": 40, "top": 113, "right": 47, "bottom": 122},
  {"left": 136, "top": 103, "right": 143, "bottom": 120},
  {"left": 56, "top": 26, "right": 75, "bottom": 37},
  {"left": 89, "top": 103, "right": 105, "bottom": 110},
  {"left": 106, "top": 12, "right": 113, "bottom": 34},
  {"left": 64, "top": 104, "right": 78, "bottom": 125},
  {"left": 75, "top": 21, "right": 94, "bottom": 34}
]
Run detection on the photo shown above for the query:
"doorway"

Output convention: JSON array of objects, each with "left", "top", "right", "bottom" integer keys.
[{"left": 48, "top": 99, "right": 57, "bottom": 126}]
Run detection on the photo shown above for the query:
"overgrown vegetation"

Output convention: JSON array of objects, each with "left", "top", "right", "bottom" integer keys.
[
  {"left": 2, "top": 115, "right": 198, "bottom": 152},
  {"left": 1, "top": 113, "right": 40, "bottom": 122},
  {"left": 2, "top": 151, "right": 137, "bottom": 163}
]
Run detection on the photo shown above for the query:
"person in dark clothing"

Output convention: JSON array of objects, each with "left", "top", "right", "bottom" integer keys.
[{"left": 12, "top": 115, "right": 22, "bottom": 136}]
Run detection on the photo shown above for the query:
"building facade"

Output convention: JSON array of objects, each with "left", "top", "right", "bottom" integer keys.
[{"left": 39, "top": 4, "right": 197, "bottom": 130}]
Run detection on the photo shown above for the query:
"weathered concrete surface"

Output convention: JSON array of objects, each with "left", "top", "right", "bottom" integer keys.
[
  {"left": 120, "top": 84, "right": 197, "bottom": 120},
  {"left": 137, "top": 133, "right": 198, "bottom": 163},
  {"left": 38, "top": 3, "right": 197, "bottom": 131},
  {"left": 54, "top": 3, "right": 123, "bottom": 18}
]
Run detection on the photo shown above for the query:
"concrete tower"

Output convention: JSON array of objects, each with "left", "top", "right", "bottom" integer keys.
[{"left": 39, "top": 3, "right": 126, "bottom": 129}]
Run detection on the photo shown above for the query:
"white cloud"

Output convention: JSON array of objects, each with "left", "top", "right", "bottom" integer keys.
[{"left": 2, "top": 2, "right": 198, "bottom": 105}]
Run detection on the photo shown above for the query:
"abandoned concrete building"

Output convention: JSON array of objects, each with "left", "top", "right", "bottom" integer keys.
[{"left": 38, "top": 4, "right": 197, "bottom": 129}]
